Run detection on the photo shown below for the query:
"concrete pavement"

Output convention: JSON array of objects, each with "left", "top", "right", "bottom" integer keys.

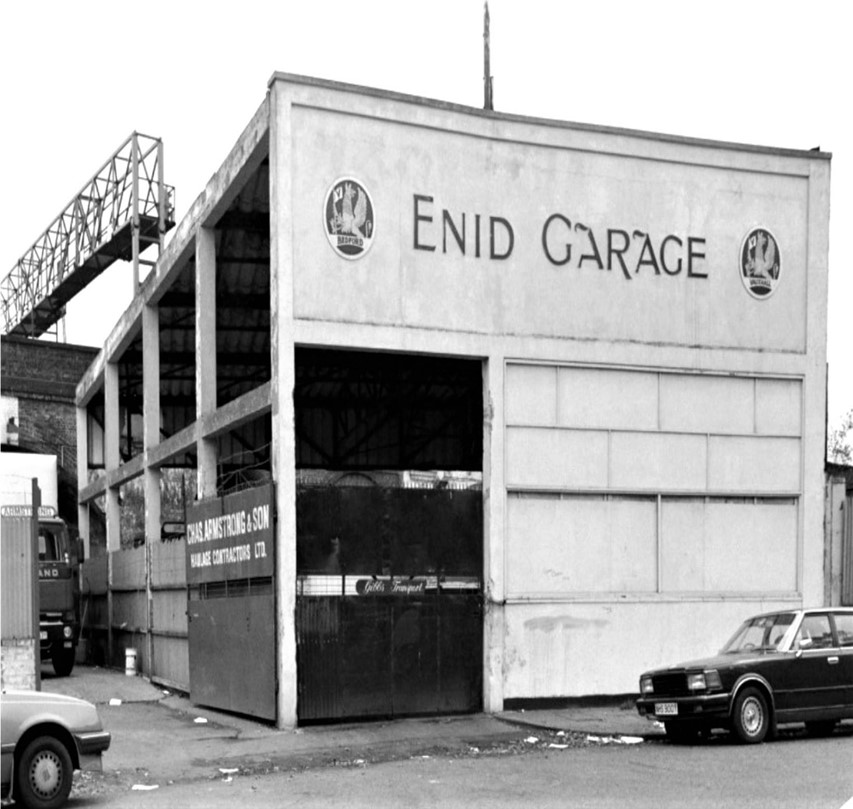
[{"left": 40, "top": 664, "right": 663, "bottom": 790}]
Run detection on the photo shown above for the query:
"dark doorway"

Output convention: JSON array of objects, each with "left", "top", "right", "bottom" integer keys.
[{"left": 294, "top": 349, "right": 483, "bottom": 722}]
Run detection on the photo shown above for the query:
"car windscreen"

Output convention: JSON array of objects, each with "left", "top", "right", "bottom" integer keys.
[{"left": 720, "top": 613, "right": 795, "bottom": 654}]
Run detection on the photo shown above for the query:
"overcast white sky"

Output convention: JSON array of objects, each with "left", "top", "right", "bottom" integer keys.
[{"left": 1, "top": 0, "right": 850, "bottom": 425}]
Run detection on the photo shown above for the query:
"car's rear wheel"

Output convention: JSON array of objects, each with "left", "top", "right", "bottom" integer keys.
[
  {"left": 732, "top": 687, "right": 770, "bottom": 744},
  {"left": 805, "top": 720, "right": 837, "bottom": 737},
  {"left": 15, "top": 735, "right": 74, "bottom": 809},
  {"left": 50, "top": 644, "right": 75, "bottom": 677},
  {"left": 664, "top": 721, "right": 701, "bottom": 744}
]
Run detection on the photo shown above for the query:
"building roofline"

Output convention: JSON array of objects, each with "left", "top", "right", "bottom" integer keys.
[
  {"left": 1, "top": 334, "right": 100, "bottom": 355},
  {"left": 268, "top": 71, "right": 832, "bottom": 162}
]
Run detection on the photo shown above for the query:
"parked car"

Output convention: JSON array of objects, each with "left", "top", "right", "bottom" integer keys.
[
  {"left": 1, "top": 689, "right": 111, "bottom": 809},
  {"left": 636, "top": 607, "right": 853, "bottom": 743}
]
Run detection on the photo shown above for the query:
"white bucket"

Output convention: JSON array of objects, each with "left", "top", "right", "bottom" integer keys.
[{"left": 125, "top": 647, "right": 137, "bottom": 676}]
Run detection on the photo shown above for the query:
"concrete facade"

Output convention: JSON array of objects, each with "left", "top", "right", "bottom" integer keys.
[{"left": 75, "top": 75, "right": 831, "bottom": 727}]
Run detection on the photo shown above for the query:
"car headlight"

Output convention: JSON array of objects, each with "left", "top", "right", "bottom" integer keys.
[
  {"left": 687, "top": 672, "right": 706, "bottom": 691},
  {"left": 63, "top": 625, "right": 74, "bottom": 639},
  {"left": 640, "top": 675, "right": 654, "bottom": 695},
  {"left": 687, "top": 669, "right": 722, "bottom": 691}
]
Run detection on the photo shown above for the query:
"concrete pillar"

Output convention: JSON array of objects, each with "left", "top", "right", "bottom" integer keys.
[
  {"left": 104, "top": 362, "right": 120, "bottom": 668},
  {"left": 482, "top": 353, "right": 506, "bottom": 713},
  {"left": 269, "top": 82, "right": 298, "bottom": 729},
  {"left": 143, "top": 305, "right": 162, "bottom": 541},
  {"left": 76, "top": 405, "right": 90, "bottom": 558},
  {"left": 143, "top": 304, "right": 161, "bottom": 676},
  {"left": 195, "top": 226, "right": 218, "bottom": 499},
  {"left": 104, "top": 362, "right": 121, "bottom": 552}
]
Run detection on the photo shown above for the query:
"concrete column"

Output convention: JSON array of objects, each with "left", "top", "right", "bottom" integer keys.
[
  {"left": 269, "top": 81, "right": 298, "bottom": 729},
  {"left": 76, "top": 405, "right": 91, "bottom": 558},
  {"left": 143, "top": 304, "right": 161, "bottom": 676},
  {"left": 104, "top": 362, "right": 121, "bottom": 552},
  {"left": 143, "top": 304, "right": 162, "bottom": 541},
  {"left": 195, "top": 226, "right": 217, "bottom": 499},
  {"left": 104, "top": 362, "right": 120, "bottom": 668},
  {"left": 482, "top": 353, "right": 506, "bottom": 713}
]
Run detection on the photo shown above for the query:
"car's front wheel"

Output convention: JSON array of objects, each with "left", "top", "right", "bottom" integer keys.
[
  {"left": 732, "top": 686, "right": 770, "bottom": 744},
  {"left": 15, "top": 735, "right": 74, "bottom": 809}
]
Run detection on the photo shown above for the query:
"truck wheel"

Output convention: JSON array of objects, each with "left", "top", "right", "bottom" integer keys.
[
  {"left": 50, "top": 645, "right": 75, "bottom": 677},
  {"left": 15, "top": 735, "right": 73, "bottom": 809},
  {"left": 732, "top": 686, "right": 770, "bottom": 743}
]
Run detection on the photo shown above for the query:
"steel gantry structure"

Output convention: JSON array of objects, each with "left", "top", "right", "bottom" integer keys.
[{"left": 1, "top": 133, "right": 175, "bottom": 338}]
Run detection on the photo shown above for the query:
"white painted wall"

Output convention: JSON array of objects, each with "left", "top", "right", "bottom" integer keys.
[
  {"left": 270, "top": 75, "right": 830, "bottom": 701},
  {"left": 501, "top": 364, "right": 804, "bottom": 694},
  {"left": 288, "top": 104, "right": 809, "bottom": 355}
]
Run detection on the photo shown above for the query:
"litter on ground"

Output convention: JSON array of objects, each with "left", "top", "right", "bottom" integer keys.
[{"left": 586, "top": 735, "right": 644, "bottom": 745}]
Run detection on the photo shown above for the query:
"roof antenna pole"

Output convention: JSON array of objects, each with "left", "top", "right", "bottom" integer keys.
[{"left": 483, "top": 2, "right": 493, "bottom": 111}]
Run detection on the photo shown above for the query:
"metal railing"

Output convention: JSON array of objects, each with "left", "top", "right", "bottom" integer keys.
[{"left": 1, "top": 132, "right": 174, "bottom": 337}]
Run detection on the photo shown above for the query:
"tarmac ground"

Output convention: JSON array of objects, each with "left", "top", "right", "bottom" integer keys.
[{"left": 38, "top": 664, "right": 661, "bottom": 794}]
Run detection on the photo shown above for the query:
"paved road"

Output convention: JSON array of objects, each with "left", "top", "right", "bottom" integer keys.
[{"left": 73, "top": 727, "right": 853, "bottom": 809}]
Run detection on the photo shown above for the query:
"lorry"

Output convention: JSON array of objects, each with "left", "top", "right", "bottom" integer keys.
[{"left": 0, "top": 452, "right": 82, "bottom": 676}]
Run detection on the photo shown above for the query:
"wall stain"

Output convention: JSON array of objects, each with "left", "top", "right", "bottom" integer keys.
[{"left": 523, "top": 616, "right": 609, "bottom": 633}]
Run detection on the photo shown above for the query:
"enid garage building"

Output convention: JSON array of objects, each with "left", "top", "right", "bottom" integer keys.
[{"left": 75, "top": 74, "right": 830, "bottom": 727}]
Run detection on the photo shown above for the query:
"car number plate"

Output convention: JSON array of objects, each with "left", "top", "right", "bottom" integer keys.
[
  {"left": 655, "top": 702, "right": 678, "bottom": 716},
  {"left": 40, "top": 631, "right": 47, "bottom": 640}
]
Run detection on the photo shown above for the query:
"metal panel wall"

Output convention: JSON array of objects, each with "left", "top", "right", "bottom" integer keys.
[
  {"left": 80, "top": 554, "right": 108, "bottom": 665},
  {"left": 80, "top": 544, "right": 190, "bottom": 691},
  {"left": 151, "top": 539, "right": 188, "bottom": 689},
  {"left": 188, "top": 590, "right": 275, "bottom": 720},
  {"left": 1, "top": 515, "right": 36, "bottom": 638},
  {"left": 186, "top": 485, "right": 276, "bottom": 719}
]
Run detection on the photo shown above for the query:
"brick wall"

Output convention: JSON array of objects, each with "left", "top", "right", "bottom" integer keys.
[
  {"left": 2, "top": 336, "right": 99, "bottom": 529},
  {"left": 1, "top": 335, "right": 98, "bottom": 401}
]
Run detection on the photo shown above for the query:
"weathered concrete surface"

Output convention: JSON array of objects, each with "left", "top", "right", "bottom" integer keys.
[{"left": 40, "top": 664, "right": 659, "bottom": 791}]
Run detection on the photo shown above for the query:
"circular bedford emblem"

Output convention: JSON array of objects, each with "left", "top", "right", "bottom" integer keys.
[
  {"left": 324, "top": 177, "right": 375, "bottom": 259},
  {"left": 740, "top": 227, "right": 781, "bottom": 299}
]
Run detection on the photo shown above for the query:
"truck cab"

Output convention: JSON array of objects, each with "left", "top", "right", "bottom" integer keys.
[{"left": 36, "top": 512, "right": 81, "bottom": 676}]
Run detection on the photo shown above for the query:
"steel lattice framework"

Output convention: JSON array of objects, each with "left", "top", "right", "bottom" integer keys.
[{"left": 1, "top": 132, "right": 175, "bottom": 338}]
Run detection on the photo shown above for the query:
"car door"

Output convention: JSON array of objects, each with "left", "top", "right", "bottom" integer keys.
[
  {"left": 770, "top": 613, "right": 846, "bottom": 720},
  {"left": 830, "top": 611, "right": 853, "bottom": 712}
]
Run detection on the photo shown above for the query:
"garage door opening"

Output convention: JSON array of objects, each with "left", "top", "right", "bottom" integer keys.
[{"left": 294, "top": 348, "right": 483, "bottom": 722}]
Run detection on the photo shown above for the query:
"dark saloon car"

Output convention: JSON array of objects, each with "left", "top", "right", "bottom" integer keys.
[{"left": 636, "top": 607, "right": 853, "bottom": 743}]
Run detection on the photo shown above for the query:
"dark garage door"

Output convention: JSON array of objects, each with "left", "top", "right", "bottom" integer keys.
[
  {"left": 296, "top": 485, "right": 483, "bottom": 722},
  {"left": 294, "top": 348, "right": 484, "bottom": 723}
]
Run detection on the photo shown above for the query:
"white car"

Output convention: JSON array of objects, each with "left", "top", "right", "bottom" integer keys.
[{"left": 1, "top": 689, "right": 110, "bottom": 809}]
